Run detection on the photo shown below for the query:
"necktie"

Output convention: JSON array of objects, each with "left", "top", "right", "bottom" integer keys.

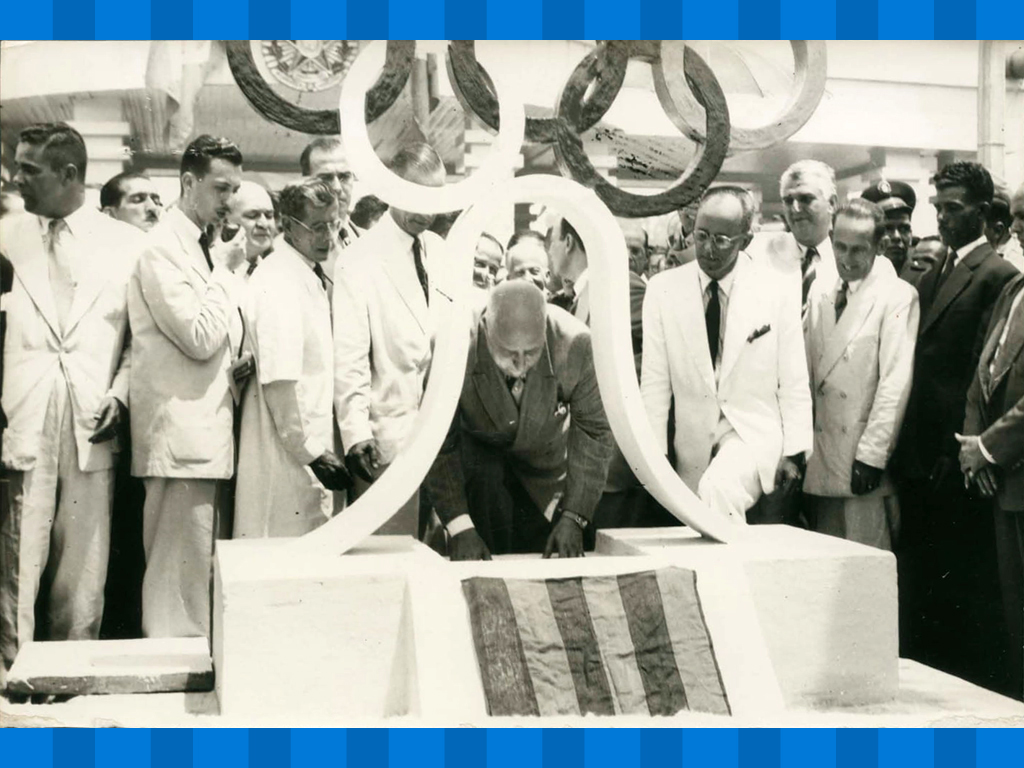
[
  {"left": 198, "top": 231, "right": 215, "bottom": 272},
  {"left": 506, "top": 376, "right": 525, "bottom": 407},
  {"left": 835, "top": 281, "right": 849, "bottom": 322},
  {"left": 412, "top": 236, "right": 429, "bottom": 305},
  {"left": 936, "top": 251, "right": 957, "bottom": 291},
  {"left": 801, "top": 246, "right": 819, "bottom": 313},
  {"left": 705, "top": 280, "right": 721, "bottom": 367},
  {"left": 47, "top": 219, "right": 74, "bottom": 332},
  {"left": 312, "top": 263, "right": 328, "bottom": 292}
]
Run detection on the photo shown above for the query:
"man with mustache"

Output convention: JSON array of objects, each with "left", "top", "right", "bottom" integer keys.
[
  {"left": 333, "top": 143, "right": 449, "bottom": 538},
  {"left": 894, "top": 161, "right": 1019, "bottom": 692},
  {"left": 1, "top": 123, "right": 144, "bottom": 670},
  {"left": 127, "top": 135, "right": 246, "bottom": 638},
  {"left": 425, "top": 281, "right": 613, "bottom": 559},
  {"left": 100, "top": 172, "right": 163, "bottom": 233}
]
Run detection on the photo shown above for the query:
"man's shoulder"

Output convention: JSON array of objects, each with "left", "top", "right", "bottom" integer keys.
[
  {"left": 978, "top": 247, "right": 1021, "bottom": 281},
  {"left": 547, "top": 302, "right": 591, "bottom": 340},
  {"left": 648, "top": 260, "right": 697, "bottom": 294}
]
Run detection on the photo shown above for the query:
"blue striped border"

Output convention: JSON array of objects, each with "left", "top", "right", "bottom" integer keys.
[
  {"left": 2, "top": 0, "right": 1021, "bottom": 37},
  {"left": 1, "top": 730, "right": 1023, "bottom": 766},
  {"left": 1, "top": 0, "right": 1022, "bottom": 765}
]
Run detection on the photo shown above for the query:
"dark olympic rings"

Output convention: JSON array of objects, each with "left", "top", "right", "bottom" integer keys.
[{"left": 226, "top": 40, "right": 416, "bottom": 135}]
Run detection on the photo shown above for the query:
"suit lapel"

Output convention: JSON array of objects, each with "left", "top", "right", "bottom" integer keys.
[
  {"left": 513, "top": 340, "right": 557, "bottom": 452},
  {"left": 6, "top": 216, "right": 60, "bottom": 337},
  {"left": 920, "top": 245, "right": 987, "bottom": 336},
  {"left": 381, "top": 226, "right": 428, "bottom": 335},
  {"left": 817, "top": 272, "right": 880, "bottom": 382},
  {"left": 719, "top": 256, "right": 752, "bottom": 384},
  {"left": 472, "top": 327, "right": 518, "bottom": 433},
  {"left": 676, "top": 266, "right": 716, "bottom": 394},
  {"left": 62, "top": 211, "right": 109, "bottom": 335},
  {"left": 990, "top": 286, "right": 1024, "bottom": 391}
]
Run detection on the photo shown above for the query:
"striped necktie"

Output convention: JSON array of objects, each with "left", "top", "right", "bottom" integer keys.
[{"left": 801, "top": 246, "right": 819, "bottom": 314}]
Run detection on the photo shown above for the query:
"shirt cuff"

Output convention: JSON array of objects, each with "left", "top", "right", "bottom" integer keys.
[
  {"left": 978, "top": 437, "right": 996, "bottom": 465},
  {"left": 446, "top": 515, "right": 475, "bottom": 537},
  {"left": 299, "top": 438, "right": 325, "bottom": 467}
]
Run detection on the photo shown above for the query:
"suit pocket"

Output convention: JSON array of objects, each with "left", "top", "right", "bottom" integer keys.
[{"left": 168, "top": 421, "right": 218, "bottom": 463}]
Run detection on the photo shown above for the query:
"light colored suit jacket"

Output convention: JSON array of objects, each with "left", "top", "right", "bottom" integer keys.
[
  {"left": 1, "top": 207, "right": 142, "bottom": 472},
  {"left": 803, "top": 260, "right": 920, "bottom": 496},
  {"left": 749, "top": 231, "right": 837, "bottom": 324},
  {"left": 127, "top": 207, "right": 244, "bottom": 479},
  {"left": 333, "top": 214, "right": 450, "bottom": 464},
  {"left": 641, "top": 254, "right": 813, "bottom": 495}
]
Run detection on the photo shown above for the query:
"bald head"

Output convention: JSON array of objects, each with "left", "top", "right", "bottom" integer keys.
[
  {"left": 506, "top": 239, "right": 550, "bottom": 293},
  {"left": 232, "top": 181, "right": 276, "bottom": 258},
  {"left": 484, "top": 282, "right": 548, "bottom": 378}
]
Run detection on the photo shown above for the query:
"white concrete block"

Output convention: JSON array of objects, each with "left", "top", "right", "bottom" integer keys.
[{"left": 597, "top": 525, "right": 898, "bottom": 707}]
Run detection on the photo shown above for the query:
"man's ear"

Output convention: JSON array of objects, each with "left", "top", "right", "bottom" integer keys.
[
  {"left": 61, "top": 163, "right": 80, "bottom": 185},
  {"left": 740, "top": 232, "right": 754, "bottom": 251}
]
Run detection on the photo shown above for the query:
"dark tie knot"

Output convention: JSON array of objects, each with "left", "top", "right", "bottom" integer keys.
[{"left": 802, "top": 246, "right": 819, "bottom": 274}]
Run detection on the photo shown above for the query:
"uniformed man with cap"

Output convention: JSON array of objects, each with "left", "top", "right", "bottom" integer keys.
[{"left": 862, "top": 179, "right": 917, "bottom": 276}]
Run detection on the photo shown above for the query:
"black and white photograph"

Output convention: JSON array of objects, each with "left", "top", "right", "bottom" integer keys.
[{"left": 1, "top": 38, "right": 1023, "bottom": 727}]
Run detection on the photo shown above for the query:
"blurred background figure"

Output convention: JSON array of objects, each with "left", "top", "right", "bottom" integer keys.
[
  {"left": 100, "top": 172, "right": 163, "bottom": 232},
  {"left": 987, "top": 181, "right": 1024, "bottom": 272},
  {"left": 348, "top": 194, "right": 388, "bottom": 235},
  {"left": 472, "top": 233, "right": 504, "bottom": 291},
  {"left": 230, "top": 180, "right": 276, "bottom": 278},
  {"left": 505, "top": 235, "right": 551, "bottom": 296}
]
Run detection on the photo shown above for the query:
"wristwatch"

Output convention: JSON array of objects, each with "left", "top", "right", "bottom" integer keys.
[{"left": 560, "top": 509, "right": 589, "bottom": 530}]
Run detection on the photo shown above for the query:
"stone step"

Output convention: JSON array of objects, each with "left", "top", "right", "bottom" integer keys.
[{"left": 6, "top": 637, "right": 213, "bottom": 696}]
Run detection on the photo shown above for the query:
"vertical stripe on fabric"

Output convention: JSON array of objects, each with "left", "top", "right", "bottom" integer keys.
[
  {"left": 655, "top": 567, "right": 730, "bottom": 715},
  {"left": 617, "top": 570, "right": 689, "bottom": 715},
  {"left": 546, "top": 577, "right": 616, "bottom": 716},
  {"left": 580, "top": 575, "right": 650, "bottom": 716},
  {"left": 505, "top": 577, "right": 582, "bottom": 716},
  {"left": 461, "top": 577, "right": 540, "bottom": 716}
]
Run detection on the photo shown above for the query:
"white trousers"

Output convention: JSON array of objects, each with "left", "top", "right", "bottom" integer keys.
[
  {"left": 1, "top": 384, "right": 112, "bottom": 669},
  {"left": 697, "top": 430, "right": 763, "bottom": 524},
  {"left": 141, "top": 477, "right": 221, "bottom": 638}
]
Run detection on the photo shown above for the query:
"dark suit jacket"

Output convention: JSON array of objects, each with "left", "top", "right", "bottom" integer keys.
[
  {"left": 964, "top": 273, "right": 1024, "bottom": 511},
  {"left": 0, "top": 254, "right": 13, "bottom": 437},
  {"left": 427, "top": 305, "right": 614, "bottom": 524},
  {"left": 896, "top": 240, "right": 1019, "bottom": 480}
]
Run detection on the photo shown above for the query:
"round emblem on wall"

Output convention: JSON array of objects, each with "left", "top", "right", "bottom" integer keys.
[{"left": 251, "top": 40, "right": 360, "bottom": 93}]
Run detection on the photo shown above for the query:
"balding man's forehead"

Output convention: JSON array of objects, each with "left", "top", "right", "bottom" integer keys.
[{"left": 235, "top": 183, "right": 272, "bottom": 210}]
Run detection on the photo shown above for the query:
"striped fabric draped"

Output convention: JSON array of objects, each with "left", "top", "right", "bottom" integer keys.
[{"left": 461, "top": 567, "right": 730, "bottom": 717}]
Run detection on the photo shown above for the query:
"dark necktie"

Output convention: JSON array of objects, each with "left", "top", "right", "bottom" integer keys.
[
  {"left": 705, "top": 280, "right": 721, "bottom": 367},
  {"left": 936, "top": 251, "right": 957, "bottom": 291},
  {"left": 198, "top": 231, "right": 214, "bottom": 272},
  {"left": 801, "top": 246, "right": 819, "bottom": 313},
  {"left": 412, "top": 236, "right": 429, "bottom": 305},
  {"left": 312, "top": 263, "right": 328, "bottom": 292},
  {"left": 835, "top": 281, "right": 849, "bottom": 322},
  {"left": 506, "top": 376, "right": 525, "bottom": 407}
]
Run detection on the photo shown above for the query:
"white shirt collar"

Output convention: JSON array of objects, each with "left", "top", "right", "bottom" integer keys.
[
  {"left": 800, "top": 236, "right": 834, "bottom": 263},
  {"left": 951, "top": 234, "right": 989, "bottom": 266},
  {"left": 837, "top": 276, "right": 863, "bottom": 295},
  {"left": 573, "top": 268, "right": 589, "bottom": 296},
  {"left": 167, "top": 206, "right": 203, "bottom": 240},
  {"left": 698, "top": 265, "right": 737, "bottom": 297},
  {"left": 279, "top": 236, "right": 320, "bottom": 275},
  {"left": 38, "top": 203, "right": 92, "bottom": 238}
]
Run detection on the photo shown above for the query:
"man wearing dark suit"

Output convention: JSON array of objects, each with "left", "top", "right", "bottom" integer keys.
[
  {"left": 426, "top": 281, "right": 614, "bottom": 560},
  {"left": 894, "top": 161, "right": 1019, "bottom": 691},
  {"left": 959, "top": 268, "right": 1024, "bottom": 700}
]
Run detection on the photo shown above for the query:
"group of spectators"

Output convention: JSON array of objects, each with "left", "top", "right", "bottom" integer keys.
[{"left": 1, "top": 121, "right": 1023, "bottom": 706}]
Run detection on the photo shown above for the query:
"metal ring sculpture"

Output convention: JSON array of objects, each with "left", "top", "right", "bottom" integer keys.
[
  {"left": 224, "top": 40, "right": 830, "bottom": 551},
  {"left": 654, "top": 41, "right": 827, "bottom": 154},
  {"left": 225, "top": 40, "right": 416, "bottom": 134}
]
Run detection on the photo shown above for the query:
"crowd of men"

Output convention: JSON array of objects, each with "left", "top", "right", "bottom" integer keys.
[{"left": 1, "top": 121, "right": 1023, "bottom": 705}]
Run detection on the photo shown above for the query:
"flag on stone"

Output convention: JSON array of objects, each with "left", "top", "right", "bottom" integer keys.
[{"left": 461, "top": 567, "right": 730, "bottom": 717}]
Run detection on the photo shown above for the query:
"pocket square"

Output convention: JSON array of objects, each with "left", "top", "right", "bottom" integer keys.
[{"left": 747, "top": 324, "right": 772, "bottom": 343}]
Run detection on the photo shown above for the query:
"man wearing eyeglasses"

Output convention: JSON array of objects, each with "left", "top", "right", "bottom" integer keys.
[
  {"left": 300, "top": 138, "right": 357, "bottom": 279},
  {"left": 234, "top": 179, "right": 351, "bottom": 538},
  {"left": 641, "top": 186, "right": 812, "bottom": 525}
]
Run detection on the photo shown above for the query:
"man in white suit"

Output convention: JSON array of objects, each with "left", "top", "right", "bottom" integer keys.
[
  {"left": 752, "top": 160, "right": 839, "bottom": 317},
  {"left": 234, "top": 179, "right": 350, "bottom": 538},
  {"left": 128, "top": 135, "right": 246, "bottom": 638},
  {"left": 1, "top": 123, "right": 143, "bottom": 669},
  {"left": 333, "top": 143, "right": 448, "bottom": 536},
  {"left": 642, "top": 186, "right": 813, "bottom": 523},
  {"left": 803, "top": 200, "right": 919, "bottom": 550}
]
